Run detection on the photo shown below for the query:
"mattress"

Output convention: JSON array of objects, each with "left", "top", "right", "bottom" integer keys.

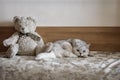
[{"left": 0, "top": 51, "right": 120, "bottom": 80}]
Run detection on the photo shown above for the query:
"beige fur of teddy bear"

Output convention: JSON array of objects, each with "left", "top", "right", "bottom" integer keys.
[
  {"left": 3, "top": 16, "right": 44, "bottom": 58},
  {"left": 35, "top": 39, "right": 90, "bottom": 60}
]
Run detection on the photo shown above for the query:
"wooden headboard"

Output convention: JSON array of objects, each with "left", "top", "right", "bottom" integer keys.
[{"left": 0, "top": 26, "right": 120, "bottom": 52}]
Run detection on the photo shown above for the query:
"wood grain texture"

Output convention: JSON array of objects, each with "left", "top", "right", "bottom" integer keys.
[{"left": 0, "top": 26, "right": 120, "bottom": 52}]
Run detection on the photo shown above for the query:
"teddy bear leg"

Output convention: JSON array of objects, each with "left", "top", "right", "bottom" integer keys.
[{"left": 6, "top": 44, "right": 19, "bottom": 58}]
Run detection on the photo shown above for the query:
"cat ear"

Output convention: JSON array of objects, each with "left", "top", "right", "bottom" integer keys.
[
  {"left": 86, "top": 43, "right": 90, "bottom": 48},
  {"left": 72, "top": 39, "right": 78, "bottom": 47},
  {"left": 13, "top": 16, "right": 21, "bottom": 23},
  {"left": 67, "top": 39, "right": 74, "bottom": 47}
]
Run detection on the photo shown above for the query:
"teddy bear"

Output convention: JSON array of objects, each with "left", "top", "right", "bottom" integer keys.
[
  {"left": 3, "top": 16, "right": 44, "bottom": 58},
  {"left": 35, "top": 38, "right": 90, "bottom": 60}
]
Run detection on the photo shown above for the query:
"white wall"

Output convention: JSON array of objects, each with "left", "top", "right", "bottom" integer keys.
[{"left": 0, "top": 0, "right": 120, "bottom": 26}]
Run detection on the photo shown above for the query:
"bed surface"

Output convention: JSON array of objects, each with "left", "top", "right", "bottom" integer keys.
[{"left": 0, "top": 51, "right": 120, "bottom": 80}]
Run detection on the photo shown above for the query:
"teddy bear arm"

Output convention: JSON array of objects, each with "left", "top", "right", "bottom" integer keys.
[
  {"left": 36, "top": 36, "right": 44, "bottom": 50},
  {"left": 3, "top": 32, "right": 19, "bottom": 47},
  {"left": 29, "top": 32, "right": 44, "bottom": 45}
]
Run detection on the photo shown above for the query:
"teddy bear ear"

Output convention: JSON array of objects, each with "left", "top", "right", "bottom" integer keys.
[
  {"left": 27, "top": 17, "right": 36, "bottom": 24},
  {"left": 13, "top": 16, "right": 21, "bottom": 23}
]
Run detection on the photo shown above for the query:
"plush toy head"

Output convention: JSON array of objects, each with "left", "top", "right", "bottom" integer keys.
[{"left": 13, "top": 16, "right": 36, "bottom": 34}]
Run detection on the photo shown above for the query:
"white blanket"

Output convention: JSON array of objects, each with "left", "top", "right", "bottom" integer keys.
[{"left": 0, "top": 51, "right": 120, "bottom": 80}]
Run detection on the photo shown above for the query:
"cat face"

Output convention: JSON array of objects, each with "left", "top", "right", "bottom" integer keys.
[
  {"left": 73, "top": 45, "right": 90, "bottom": 57},
  {"left": 69, "top": 39, "right": 90, "bottom": 57}
]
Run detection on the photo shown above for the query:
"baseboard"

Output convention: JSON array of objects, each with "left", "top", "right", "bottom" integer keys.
[{"left": 0, "top": 26, "right": 120, "bottom": 52}]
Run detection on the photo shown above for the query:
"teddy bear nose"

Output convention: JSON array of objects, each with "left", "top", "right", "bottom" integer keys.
[{"left": 21, "top": 28, "right": 24, "bottom": 30}]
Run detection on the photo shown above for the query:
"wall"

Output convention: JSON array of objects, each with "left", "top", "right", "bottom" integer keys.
[{"left": 0, "top": 0, "right": 120, "bottom": 26}]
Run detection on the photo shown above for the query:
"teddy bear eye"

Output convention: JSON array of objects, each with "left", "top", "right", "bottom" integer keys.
[{"left": 76, "top": 49, "right": 79, "bottom": 52}]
